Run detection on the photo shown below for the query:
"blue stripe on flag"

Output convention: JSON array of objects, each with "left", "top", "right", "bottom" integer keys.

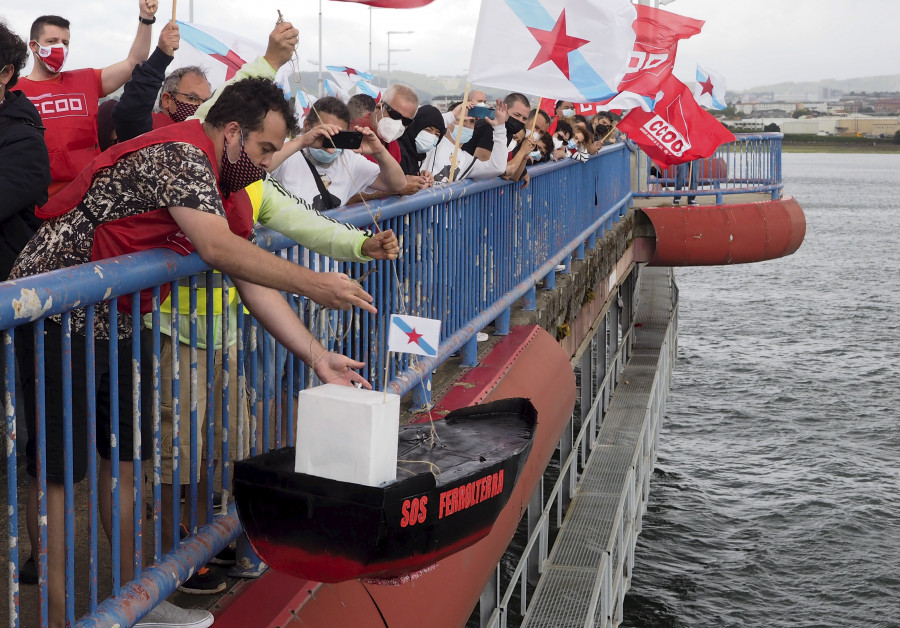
[
  {"left": 505, "top": 0, "right": 615, "bottom": 102},
  {"left": 392, "top": 317, "right": 437, "bottom": 357},
  {"left": 357, "top": 82, "right": 378, "bottom": 97},
  {"left": 176, "top": 21, "right": 230, "bottom": 56}
]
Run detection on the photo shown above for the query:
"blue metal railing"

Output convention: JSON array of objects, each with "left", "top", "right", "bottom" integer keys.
[
  {"left": 632, "top": 132, "right": 784, "bottom": 203},
  {"left": 0, "top": 144, "right": 631, "bottom": 627}
]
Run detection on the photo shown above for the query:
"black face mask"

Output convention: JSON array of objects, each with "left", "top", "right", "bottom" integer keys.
[
  {"left": 219, "top": 129, "right": 265, "bottom": 195},
  {"left": 505, "top": 117, "right": 525, "bottom": 136}
]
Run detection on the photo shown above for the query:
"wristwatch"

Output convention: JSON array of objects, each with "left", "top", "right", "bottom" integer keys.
[{"left": 138, "top": 15, "right": 156, "bottom": 25}]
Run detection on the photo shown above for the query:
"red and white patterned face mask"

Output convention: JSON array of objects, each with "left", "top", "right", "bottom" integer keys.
[
  {"left": 35, "top": 43, "right": 68, "bottom": 73},
  {"left": 219, "top": 128, "right": 265, "bottom": 194},
  {"left": 168, "top": 99, "right": 200, "bottom": 123}
]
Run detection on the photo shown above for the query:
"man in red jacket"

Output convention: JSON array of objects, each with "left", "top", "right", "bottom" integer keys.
[{"left": 16, "top": 1, "right": 158, "bottom": 198}]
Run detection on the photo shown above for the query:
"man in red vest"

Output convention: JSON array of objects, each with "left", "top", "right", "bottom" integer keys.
[
  {"left": 17, "top": 1, "right": 159, "bottom": 198},
  {"left": 113, "top": 20, "right": 213, "bottom": 143},
  {"left": 11, "top": 76, "right": 374, "bottom": 628}
]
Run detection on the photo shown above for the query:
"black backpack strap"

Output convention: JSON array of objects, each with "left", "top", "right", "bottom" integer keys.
[{"left": 301, "top": 153, "right": 337, "bottom": 210}]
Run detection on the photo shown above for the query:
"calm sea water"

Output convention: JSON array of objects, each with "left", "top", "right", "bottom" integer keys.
[{"left": 621, "top": 153, "right": 900, "bottom": 627}]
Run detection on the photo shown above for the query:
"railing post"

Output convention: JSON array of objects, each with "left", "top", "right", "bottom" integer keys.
[
  {"left": 495, "top": 307, "right": 511, "bottom": 336},
  {"left": 543, "top": 269, "right": 556, "bottom": 291},
  {"left": 460, "top": 337, "right": 478, "bottom": 368},
  {"left": 230, "top": 533, "right": 267, "bottom": 578},
  {"left": 523, "top": 285, "right": 537, "bottom": 311},
  {"left": 597, "top": 313, "right": 609, "bottom": 415},
  {"left": 575, "top": 243, "right": 585, "bottom": 261},
  {"left": 479, "top": 563, "right": 499, "bottom": 628},
  {"left": 527, "top": 478, "right": 544, "bottom": 586}
]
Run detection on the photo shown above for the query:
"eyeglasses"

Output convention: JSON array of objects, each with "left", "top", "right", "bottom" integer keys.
[
  {"left": 382, "top": 102, "right": 413, "bottom": 127},
  {"left": 169, "top": 91, "right": 209, "bottom": 106}
]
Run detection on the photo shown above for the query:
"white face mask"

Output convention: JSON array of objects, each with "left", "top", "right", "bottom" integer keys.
[
  {"left": 376, "top": 107, "right": 405, "bottom": 143},
  {"left": 552, "top": 136, "right": 563, "bottom": 151},
  {"left": 414, "top": 130, "right": 439, "bottom": 154}
]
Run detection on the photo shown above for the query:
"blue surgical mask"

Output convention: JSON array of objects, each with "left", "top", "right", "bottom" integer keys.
[
  {"left": 567, "top": 139, "right": 577, "bottom": 150},
  {"left": 529, "top": 150, "right": 542, "bottom": 161},
  {"left": 561, "top": 108, "right": 575, "bottom": 118},
  {"left": 452, "top": 125, "right": 474, "bottom": 144},
  {"left": 414, "top": 130, "right": 439, "bottom": 154},
  {"left": 308, "top": 147, "right": 342, "bottom": 164}
]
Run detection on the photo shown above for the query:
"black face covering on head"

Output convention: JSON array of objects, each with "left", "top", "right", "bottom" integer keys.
[{"left": 505, "top": 117, "right": 525, "bottom": 144}]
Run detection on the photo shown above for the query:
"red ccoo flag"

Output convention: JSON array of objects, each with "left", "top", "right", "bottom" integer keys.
[
  {"left": 604, "top": 4, "right": 704, "bottom": 111},
  {"left": 328, "top": 0, "right": 434, "bottom": 7},
  {"left": 618, "top": 73, "right": 735, "bottom": 168}
]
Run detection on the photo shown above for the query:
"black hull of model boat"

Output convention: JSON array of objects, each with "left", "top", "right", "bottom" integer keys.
[{"left": 234, "top": 397, "right": 537, "bottom": 583}]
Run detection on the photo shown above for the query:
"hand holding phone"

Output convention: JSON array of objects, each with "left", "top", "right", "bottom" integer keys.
[
  {"left": 328, "top": 130, "right": 364, "bottom": 150},
  {"left": 468, "top": 105, "right": 496, "bottom": 120}
]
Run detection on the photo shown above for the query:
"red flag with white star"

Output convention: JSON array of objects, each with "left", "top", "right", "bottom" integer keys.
[
  {"left": 618, "top": 74, "right": 735, "bottom": 168},
  {"left": 468, "top": 0, "right": 636, "bottom": 102}
]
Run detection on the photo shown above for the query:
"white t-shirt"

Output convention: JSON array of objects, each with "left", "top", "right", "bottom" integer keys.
[
  {"left": 423, "top": 125, "right": 507, "bottom": 184},
  {"left": 271, "top": 148, "right": 381, "bottom": 210}
]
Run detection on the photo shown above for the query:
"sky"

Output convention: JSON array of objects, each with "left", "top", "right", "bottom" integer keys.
[{"left": 3, "top": 0, "right": 899, "bottom": 93}]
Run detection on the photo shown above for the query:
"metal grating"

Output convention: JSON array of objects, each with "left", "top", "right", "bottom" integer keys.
[
  {"left": 594, "top": 406, "right": 648, "bottom": 447},
  {"left": 578, "top": 446, "right": 637, "bottom": 495},
  {"left": 522, "top": 566, "right": 604, "bottom": 628},
  {"left": 548, "top": 493, "right": 621, "bottom": 567},
  {"left": 521, "top": 268, "right": 675, "bottom": 628},
  {"left": 605, "top": 370, "right": 656, "bottom": 409}
]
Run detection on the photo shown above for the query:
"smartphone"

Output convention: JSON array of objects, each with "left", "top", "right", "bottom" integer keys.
[
  {"left": 329, "top": 130, "right": 363, "bottom": 150},
  {"left": 468, "top": 105, "right": 496, "bottom": 120}
]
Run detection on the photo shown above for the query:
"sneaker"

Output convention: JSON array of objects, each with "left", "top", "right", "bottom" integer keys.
[
  {"left": 671, "top": 199, "right": 681, "bottom": 206},
  {"left": 135, "top": 600, "right": 214, "bottom": 628},
  {"left": 687, "top": 199, "right": 699, "bottom": 206},
  {"left": 209, "top": 545, "right": 236, "bottom": 566},
  {"left": 20, "top": 556, "right": 37, "bottom": 585},
  {"left": 177, "top": 566, "right": 226, "bottom": 595}
]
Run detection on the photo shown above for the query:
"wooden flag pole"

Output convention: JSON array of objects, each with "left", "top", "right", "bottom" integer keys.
[
  {"left": 599, "top": 123, "right": 617, "bottom": 145},
  {"left": 172, "top": 0, "right": 178, "bottom": 22},
  {"left": 448, "top": 82, "right": 472, "bottom": 183}
]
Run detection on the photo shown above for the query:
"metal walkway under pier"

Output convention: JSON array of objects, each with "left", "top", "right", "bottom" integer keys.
[{"left": 521, "top": 266, "right": 677, "bottom": 628}]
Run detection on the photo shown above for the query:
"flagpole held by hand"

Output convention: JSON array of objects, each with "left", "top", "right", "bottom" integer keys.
[
  {"left": 448, "top": 82, "right": 472, "bottom": 183},
  {"left": 171, "top": 0, "right": 177, "bottom": 22}
]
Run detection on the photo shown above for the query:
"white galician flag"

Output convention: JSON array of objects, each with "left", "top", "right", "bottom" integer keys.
[
  {"left": 388, "top": 315, "right": 442, "bottom": 358},
  {"left": 172, "top": 21, "right": 265, "bottom": 90},
  {"left": 693, "top": 64, "right": 728, "bottom": 110},
  {"left": 468, "top": 0, "right": 637, "bottom": 102}
]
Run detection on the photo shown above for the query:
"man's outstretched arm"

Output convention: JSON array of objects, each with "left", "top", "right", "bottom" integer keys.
[
  {"left": 100, "top": 0, "right": 158, "bottom": 96},
  {"left": 232, "top": 278, "right": 371, "bottom": 389},
  {"left": 168, "top": 205, "right": 376, "bottom": 314}
]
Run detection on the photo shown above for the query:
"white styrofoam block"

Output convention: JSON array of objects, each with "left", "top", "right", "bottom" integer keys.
[{"left": 295, "top": 384, "right": 400, "bottom": 487}]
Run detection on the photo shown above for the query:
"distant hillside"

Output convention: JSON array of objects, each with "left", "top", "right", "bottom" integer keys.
[
  {"left": 296, "top": 70, "right": 501, "bottom": 105},
  {"left": 740, "top": 75, "right": 900, "bottom": 95}
]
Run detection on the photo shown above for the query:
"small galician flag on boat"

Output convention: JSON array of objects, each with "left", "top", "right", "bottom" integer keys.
[{"left": 388, "top": 315, "right": 441, "bottom": 357}]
